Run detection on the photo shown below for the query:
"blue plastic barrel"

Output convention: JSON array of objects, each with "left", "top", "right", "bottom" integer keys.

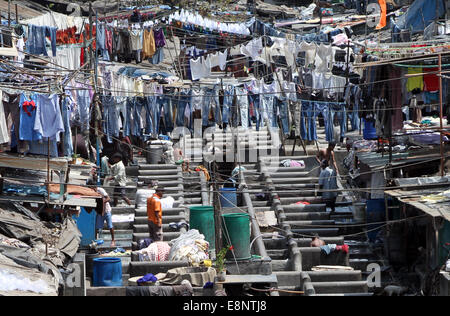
[
  {"left": 220, "top": 187, "right": 237, "bottom": 208},
  {"left": 363, "top": 119, "right": 377, "bottom": 140},
  {"left": 366, "top": 199, "right": 386, "bottom": 242},
  {"left": 92, "top": 257, "right": 122, "bottom": 287}
]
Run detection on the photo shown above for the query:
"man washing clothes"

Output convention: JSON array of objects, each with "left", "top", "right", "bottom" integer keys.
[
  {"left": 318, "top": 159, "right": 338, "bottom": 215},
  {"left": 317, "top": 142, "right": 340, "bottom": 175},
  {"left": 147, "top": 187, "right": 165, "bottom": 241}
]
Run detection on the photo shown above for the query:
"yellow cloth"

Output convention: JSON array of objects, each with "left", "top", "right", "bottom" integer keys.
[
  {"left": 406, "top": 67, "right": 424, "bottom": 92},
  {"left": 143, "top": 28, "right": 156, "bottom": 59}
]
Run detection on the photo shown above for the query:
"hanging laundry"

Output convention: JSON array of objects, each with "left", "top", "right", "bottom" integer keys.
[
  {"left": 19, "top": 93, "right": 42, "bottom": 142},
  {"left": 0, "top": 91, "right": 10, "bottom": 144},
  {"left": 406, "top": 67, "right": 424, "bottom": 92},
  {"left": 34, "top": 94, "right": 64, "bottom": 140}
]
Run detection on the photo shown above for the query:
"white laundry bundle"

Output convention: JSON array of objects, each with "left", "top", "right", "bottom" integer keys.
[
  {"left": 169, "top": 230, "right": 209, "bottom": 264},
  {"left": 0, "top": 269, "right": 51, "bottom": 294},
  {"left": 138, "top": 241, "right": 171, "bottom": 262}
]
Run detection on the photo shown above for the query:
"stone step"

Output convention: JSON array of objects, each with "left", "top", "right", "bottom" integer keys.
[
  {"left": 138, "top": 169, "right": 179, "bottom": 176},
  {"left": 291, "top": 228, "right": 340, "bottom": 237},
  {"left": 134, "top": 215, "right": 186, "bottom": 225},
  {"left": 284, "top": 212, "right": 330, "bottom": 221},
  {"left": 111, "top": 206, "right": 136, "bottom": 214},
  {"left": 294, "top": 237, "right": 345, "bottom": 247},
  {"left": 133, "top": 224, "right": 184, "bottom": 233},
  {"left": 272, "top": 178, "right": 316, "bottom": 184},
  {"left": 266, "top": 249, "right": 289, "bottom": 260},
  {"left": 138, "top": 175, "right": 182, "bottom": 181},
  {"left": 135, "top": 208, "right": 186, "bottom": 217},
  {"left": 307, "top": 271, "right": 362, "bottom": 282},
  {"left": 269, "top": 172, "right": 310, "bottom": 179},
  {"left": 311, "top": 281, "right": 368, "bottom": 294},
  {"left": 133, "top": 232, "right": 181, "bottom": 242},
  {"left": 280, "top": 197, "right": 322, "bottom": 205},
  {"left": 139, "top": 165, "right": 179, "bottom": 170},
  {"left": 129, "top": 261, "right": 189, "bottom": 277},
  {"left": 284, "top": 220, "right": 336, "bottom": 229},
  {"left": 283, "top": 204, "right": 327, "bottom": 213},
  {"left": 273, "top": 271, "right": 302, "bottom": 288}
]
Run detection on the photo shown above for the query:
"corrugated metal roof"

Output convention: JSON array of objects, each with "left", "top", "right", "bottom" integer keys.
[{"left": 386, "top": 181, "right": 450, "bottom": 222}]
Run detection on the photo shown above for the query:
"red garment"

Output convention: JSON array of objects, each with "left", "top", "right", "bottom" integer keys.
[
  {"left": 22, "top": 101, "right": 36, "bottom": 117},
  {"left": 424, "top": 67, "right": 440, "bottom": 92},
  {"left": 296, "top": 201, "right": 310, "bottom": 205},
  {"left": 336, "top": 244, "right": 349, "bottom": 254}
]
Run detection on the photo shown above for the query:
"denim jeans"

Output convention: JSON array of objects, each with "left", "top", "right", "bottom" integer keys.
[
  {"left": 130, "top": 97, "right": 146, "bottom": 137},
  {"left": 150, "top": 47, "right": 164, "bottom": 64},
  {"left": 203, "top": 86, "right": 220, "bottom": 127},
  {"left": 103, "top": 95, "right": 120, "bottom": 143},
  {"left": 158, "top": 96, "right": 174, "bottom": 134},
  {"left": 236, "top": 87, "right": 249, "bottom": 129},
  {"left": 144, "top": 96, "right": 156, "bottom": 136},
  {"left": 76, "top": 89, "right": 91, "bottom": 132},
  {"left": 349, "top": 103, "right": 361, "bottom": 132},
  {"left": 315, "top": 102, "right": 332, "bottom": 142},
  {"left": 329, "top": 103, "right": 347, "bottom": 141},
  {"left": 176, "top": 90, "right": 191, "bottom": 128},
  {"left": 222, "top": 86, "right": 234, "bottom": 125},
  {"left": 260, "top": 94, "right": 275, "bottom": 128},
  {"left": 248, "top": 94, "right": 261, "bottom": 131},
  {"left": 300, "top": 100, "right": 316, "bottom": 141},
  {"left": 27, "top": 25, "right": 57, "bottom": 57},
  {"left": 277, "top": 98, "right": 290, "bottom": 135},
  {"left": 116, "top": 96, "right": 127, "bottom": 134}
]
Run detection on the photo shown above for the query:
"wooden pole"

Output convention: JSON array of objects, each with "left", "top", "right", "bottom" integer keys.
[{"left": 15, "top": 4, "right": 18, "bottom": 24}]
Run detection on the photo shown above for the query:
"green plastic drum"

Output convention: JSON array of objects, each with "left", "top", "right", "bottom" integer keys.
[
  {"left": 189, "top": 206, "right": 215, "bottom": 252},
  {"left": 221, "top": 213, "right": 251, "bottom": 261}
]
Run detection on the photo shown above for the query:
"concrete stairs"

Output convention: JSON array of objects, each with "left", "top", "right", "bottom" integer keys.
[{"left": 243, "top": 155, "right": 373, "bottom": 296}]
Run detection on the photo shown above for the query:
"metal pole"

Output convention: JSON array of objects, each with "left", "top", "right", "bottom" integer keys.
[{"left": 439, "top": 54, "right": 444, "bottom": 177}]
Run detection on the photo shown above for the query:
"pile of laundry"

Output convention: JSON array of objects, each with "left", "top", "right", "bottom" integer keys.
[
  {"left": 169, "top": 230, "right": 209, "bottom": 264},
  {"left": 320, "top": 244, "right": 350, "bottom": 256},
  {"left": 280, "top": 159, "right": 306, "bottom": 168},
  {"left": 137, "top": 241, "right": 171, "bottom": 262},
  {"left": 420, "top": 190, "right": 450, "bottom": 204},
  {"left": 0, "top": 201, "right": 82, "bottom": 296}
]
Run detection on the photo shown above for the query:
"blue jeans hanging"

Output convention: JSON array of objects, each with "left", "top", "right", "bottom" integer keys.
[
  {"left": 157, "top": 96, "right": 174, "bottom": 134},
  {"left": 277, "top": 98, "right": 290, "bottom": 135},
  {"left": 315, "top": 102, "right": 333, "bottom": 142},
  {"left": 248, "top": 94, "right": 261, "bottom": 131},
  {"left": 102, "top": 95, "right": 120, "bottom": 143},
  {"left": 329, "top": 103, "right": 347, "bottom": 142},
  {"left": 300, "top": 100, "right": 316, "bottom": 141},
  {"left": 222, "top": 86, "right": 234, "bottom": 125}
]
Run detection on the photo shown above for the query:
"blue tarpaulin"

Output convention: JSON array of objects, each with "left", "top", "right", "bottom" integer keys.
[{"left": 396, "top": 0, "right": 445, "bottom": 34}]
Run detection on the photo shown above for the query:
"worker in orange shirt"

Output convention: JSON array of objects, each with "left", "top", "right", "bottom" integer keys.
[{"left": 147, "top": 187, "right": 164, "bottom": 241}]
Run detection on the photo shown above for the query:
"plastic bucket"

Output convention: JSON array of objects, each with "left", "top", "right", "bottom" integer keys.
[
  {"left": 146, "top": 146, "right": 164, "bottom": 164},
  {"left": 92, "top": 257, "right": 123, "bottom": 287},
  {"left": 363, "top": 119, "right": 377, "bottom": 140},
  {"left": 366, "top": 199, "right": 386, "bottom": 242},
  {"left": 221, "top": 213, "right": 251, "bottom": 261},
  {"left": 220, "top": 187, "right": 237, "bottom": 208},
  {"left": 189, "top": 206, "right": 215, "bottom": 252}
]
